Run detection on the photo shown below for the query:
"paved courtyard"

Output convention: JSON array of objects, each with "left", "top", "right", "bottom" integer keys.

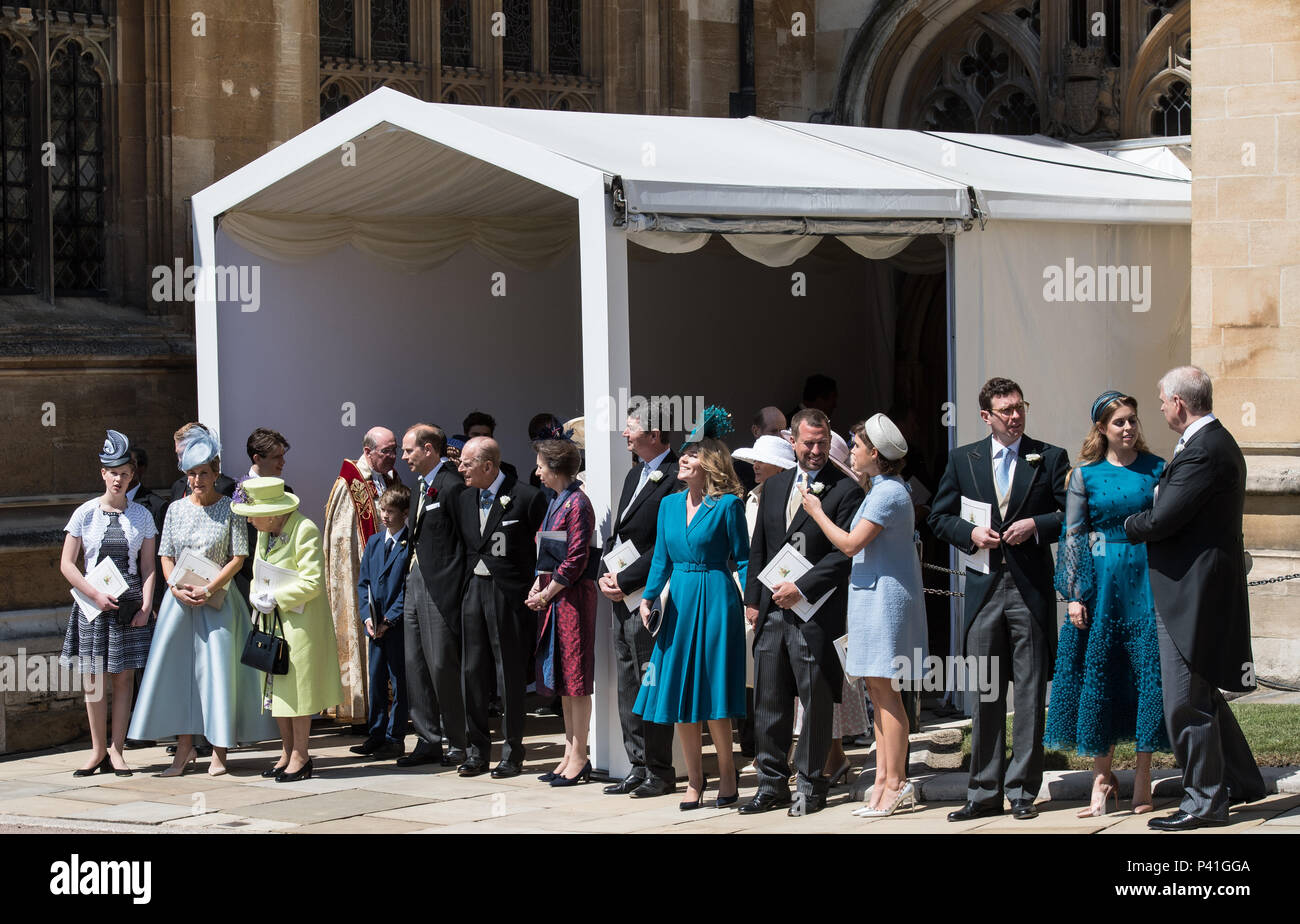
[{"left": 1, "top": 716, "right": 1297, "bottom": 834}]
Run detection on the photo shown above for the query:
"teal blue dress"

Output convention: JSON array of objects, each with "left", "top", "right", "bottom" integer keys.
[
  {"left": 633, "top": 492, "right": 749, "bottom": 724},
  {"left": 1045, "top": 453, "right": 1170, "bottom": 755}
]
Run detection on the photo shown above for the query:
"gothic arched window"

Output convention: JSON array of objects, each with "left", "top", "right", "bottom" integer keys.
[
  {"left": 0, "top": 36, "right": 33, "bottom": 293},
  {"left": 1150, "top": 79, "right": 1190, "bottom": 135},
  {"left": 49, "top": 42, "right": 105, "bottom": 295},
  {"left": 320, "top": 0, "right": 355, "bottom": 58},
  {"left": 441, "top": 0, "right": 472, "bottom": 68},
  {"left": 371, "top": 0, "right": 410, "bottom": 61},
  {"left": 502, "top": 0, "right": 534, "bottom": 72},
  {"left": 548, "top": 0, "right": 582, "bottom": 76}
]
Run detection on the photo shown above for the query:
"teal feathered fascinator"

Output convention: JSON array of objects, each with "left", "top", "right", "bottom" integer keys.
[{"left": 680, "top": 405, "right": 734, "bottom": 451}]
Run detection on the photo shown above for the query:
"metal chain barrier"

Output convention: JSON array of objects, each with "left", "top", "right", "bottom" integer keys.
[
  {"left": 921, "top": 561, "right": 1300, "bottom": 593},
  {"left": 1248, "top": 573, "right": 1300, "bottom": 587}
]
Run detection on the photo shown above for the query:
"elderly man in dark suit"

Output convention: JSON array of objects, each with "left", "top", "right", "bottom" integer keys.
[
  {"left": 741, "top": 408, "right": 863, "bottom": 817},
  {"left": 929, "top": 377, "right": 1068, "bottom": 821},
  {"left": 1125, "top": 366, "right": 1266, "bottom": 830},
  {"left": 597, "top": 413, "right": 683, "bottom": 798},
  {"left": 454, "top": 436, "right": 547, "bottom": 778},
  {"left": 393, "top": 423, "right": 467, "bottom": 768}
]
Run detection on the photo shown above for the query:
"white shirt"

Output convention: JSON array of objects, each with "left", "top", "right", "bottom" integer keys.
[
  {"left": 1176, "top": 413, "right": 1217, "bottom": 453},
  {"left": 126, "top": 484, "right": 139, "bottom": 501},
  {"left": 384, "top": 527, "right": 406, "bottom": 546},
  {"left": 631, "top": 447, "right": 671, "bottom": 501}
]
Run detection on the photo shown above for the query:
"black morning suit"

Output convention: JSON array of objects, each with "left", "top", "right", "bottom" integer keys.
[
  {"left": 927, "top": 434, "right": 1067, "bottom": 804},
  {"left": 1125, "top": 418, "right": 1264, "bottom": 818},
  {"left": 455, "top": 473, "right": 547, "bottom": 766},
  {"left": 744, "top": 463, "right": 862, "bottom": 801},
  {"left": 598, "top": 450, "right": 682, "bottom": 785},
  {"left": 404, "top": 463, "right": 467, "bottom": 759}
]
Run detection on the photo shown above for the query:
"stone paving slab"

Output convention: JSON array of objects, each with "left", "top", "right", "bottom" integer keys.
[
  {"left": 1260, "top": 807, "right": 1300, "bottom": 826},
  {"left": 239, "top": 789, "right": 429, "bottom": 825},
  {"left": 0, "top": 794, "right": 107, "bottom": 817},
  {"left": 99, "top": 773, "right": 242, "bottom": 796},
  {"left": 161, "top": 812, "right": 261, "bottom": 830},
  {"left": 67, "top": 800, "right": 197, "bottom": 825},
  {"left": 151, "top": 784, "right": 310, "bottom": 813},
  {"left": 245, "top": 773, "right": 382, "bottom": 795},
  {"left": 356, "top": 774, "right": 505, "bottom": 801},
  {"left": 0, "top": 779, "right": 75, "bottom": 800},
  {"left": 46, "top": 784, "right": 163, "bottom": 806}
]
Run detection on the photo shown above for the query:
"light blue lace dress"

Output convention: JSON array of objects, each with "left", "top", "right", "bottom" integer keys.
[{"left": 1045, "top": 453, "right": 1170, "bottom": 755}]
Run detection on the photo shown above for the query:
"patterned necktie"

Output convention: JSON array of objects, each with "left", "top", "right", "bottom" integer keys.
[
  {"left": 996, "top": 447, "right": 1013, "bottom": 498},
  {"left": 416, "top": 477, "right": 428, "bottom": 517},
  {"left": 636, "top": 461, "right": 652, "bottom": 495}
]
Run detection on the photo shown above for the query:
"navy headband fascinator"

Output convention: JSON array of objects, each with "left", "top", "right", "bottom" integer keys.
[
  {"left": 1090, "top": 390, "right": 1128, "bottom": 423},
  {"left": 100, "top": 429, "right": 131, "bottom": 467},
  {"left": 680, "top": 405, "right": 734, "bottom": 451}
]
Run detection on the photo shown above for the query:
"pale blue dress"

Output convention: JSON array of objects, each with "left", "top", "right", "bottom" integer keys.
[
  {"left": 846, "top": 475, "right": 928, "bottom": 679},
  {"left": 128, "top": 495, "right": 278, "bottom": 747}
]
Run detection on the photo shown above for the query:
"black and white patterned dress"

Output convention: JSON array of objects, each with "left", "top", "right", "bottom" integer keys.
[{"left": 59, "top": 500, "right": 156, "bottom": 674}]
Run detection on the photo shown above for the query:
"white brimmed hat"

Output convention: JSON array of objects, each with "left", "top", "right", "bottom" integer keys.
[
  {"left": 732, "top": 434, "right": 796, "bottom": 470},
  {"left": 864, "top": 413, "right": 908, "bottom": 460}
]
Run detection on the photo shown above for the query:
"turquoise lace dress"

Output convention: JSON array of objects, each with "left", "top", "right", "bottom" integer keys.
[{"left": 1045, "top": 453, "right": 1170, "bottom": 755}]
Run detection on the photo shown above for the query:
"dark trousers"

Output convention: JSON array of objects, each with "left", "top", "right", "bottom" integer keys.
[
  {"left": 752, "top": 612, "right": 835, "bottom": 798},
  {"left": 462, "top": 575, "right": 530, "bottom": 765},
  {"left": 966, "top": 571, "right": 1049, "bottom": 803},
  {"left": 611, "top": 609, "right": 675, "bottom": 784},
  {"left": 403, "top": 570, "right": 465, "bottom": 755},
  {"left": 366, "top": 624, "right": 408, "bottom": 743},
  {"left": 1156, "top": 615, "right": 1264, "bottom": 820}
]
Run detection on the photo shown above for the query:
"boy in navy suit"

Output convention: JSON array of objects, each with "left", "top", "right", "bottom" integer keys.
[{"left": 352, "top": 484, "right": 412, "bottom": 758}]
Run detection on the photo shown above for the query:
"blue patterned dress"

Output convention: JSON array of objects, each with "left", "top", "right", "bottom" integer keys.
[{"left": 1045, "top": 453, "right": 1170, "bottom": 755}]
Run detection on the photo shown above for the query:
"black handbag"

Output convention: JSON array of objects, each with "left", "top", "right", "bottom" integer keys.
[{"left": 242, "top": 608, "right": 290, "bottom": 675}]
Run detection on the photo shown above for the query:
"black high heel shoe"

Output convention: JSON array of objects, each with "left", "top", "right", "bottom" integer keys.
[
  {"left": 550, "top": 761, "right": 592, "bottom": 787},
  {"left": 680, "top": 774, "right": 707, "bottom": 811},
  {"left": 262, "top": 762, "right": 290, "bottom": 779},
  {"left": 73, "top": 755, "right": 112, "bottom": 777},
  {"left": 276, "top": 758, "right": 314, "bottom": 783},
  {"left": 717, "top": 769, "right": 742, "bottom": 808},
  {"left": 537, "top": 770, "right": 559, "bottom": 782}
]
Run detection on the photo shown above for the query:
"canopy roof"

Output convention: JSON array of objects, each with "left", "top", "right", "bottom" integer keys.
[{"left": 201, "top": 88, "right": 1189, "bottom": 248}]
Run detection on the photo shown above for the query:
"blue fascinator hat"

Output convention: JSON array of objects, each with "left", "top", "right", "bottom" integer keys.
[
  {"left": 178, "top": 427, "right": 222, "bottom": 472},
  {"left": 99, "top": 429, "right": 131, "bottom": 467},
  {"left": 680, "top": 405, "right": 734, "bottom": 451}
]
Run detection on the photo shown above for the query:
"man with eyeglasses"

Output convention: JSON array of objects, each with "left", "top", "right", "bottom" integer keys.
[
  {"left": 325, "top": 426, "right": 400, "bottom": 727},
  {"left": 929, "top": 377, "right": 1068, "bottom": 822}
]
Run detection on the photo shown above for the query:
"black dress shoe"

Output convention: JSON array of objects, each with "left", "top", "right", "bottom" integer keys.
[
  {"left": 395, "top": 750, "right": 440, "bottom": 768},
  {"left": 195, "top": 744, "right": 213, "bottom": 758},
  {"left": 947, "top": 799, "right": 1004, "bottom": 822},
  {"left": 371, "top": 740, "right": 405, "bottom": 760},
  {"left": 788, "top": 793, "right": 826, "bottom": 817},
  {"left": 457, "top": 758, "right": 489, "bottom": 777},
  {"left": 737, "top": 791, "right": 793, "bottom": 815},
  {"left": 604, "top": 772, "right": 647, "bottom": 795},
  {"left": 630, "top": 776, "right": 676, "bottom": 798},
  {"left": 442, "top": 748, "right": 467, "bottom": 767},
  {"left": 350, "top": 737, "right": 384, "bottom": 756},
  {"left": 1011, "top": 798, "right": 1038, "bottom": 819},
  {"left": 1148, "top": 810, "right": 1229, "bottom": 831},
  {"left": 491, "top": 761, "right": 522, "bottom": 779}
]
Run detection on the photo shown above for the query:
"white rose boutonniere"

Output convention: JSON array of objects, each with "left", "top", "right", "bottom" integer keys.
[
  {"left": 649, "top": 470, "right": 664, "bottom": 483},
  {"left": 1024, "top": 452, "right": 1043, "bottom": 466},
  {"left": 811, "top": 482, "right": 827, "bottom": 496},
  {"left": 499, "top": 495, "right": 512, "bottom": 510}
]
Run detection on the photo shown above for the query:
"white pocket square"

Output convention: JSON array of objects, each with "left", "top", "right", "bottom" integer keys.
[{"left": 501, "top": 519, "right": 519, "bottom": 526}]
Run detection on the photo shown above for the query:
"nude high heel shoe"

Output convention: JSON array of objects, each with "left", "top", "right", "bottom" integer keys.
[{"left": 1077, "top": 772, "right": 1119, "bottom": 818}]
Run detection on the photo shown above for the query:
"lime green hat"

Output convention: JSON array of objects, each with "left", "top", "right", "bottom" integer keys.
[{"left": 231, "top": 477, "right": 300, "bottom": 518}]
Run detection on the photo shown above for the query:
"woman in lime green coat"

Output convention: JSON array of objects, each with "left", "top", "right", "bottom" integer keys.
[{"left": 234, "top": 477, "right": 343, "bottom": 782}]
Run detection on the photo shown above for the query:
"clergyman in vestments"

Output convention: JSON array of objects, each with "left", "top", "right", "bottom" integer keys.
[{"left": 323, "top": 427, "right": 399, "bottom": 723}]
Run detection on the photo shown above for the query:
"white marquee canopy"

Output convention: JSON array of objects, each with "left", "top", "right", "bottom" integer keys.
[{"left": 192, "top": 89, "right": 1190, "bottom": 772}]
